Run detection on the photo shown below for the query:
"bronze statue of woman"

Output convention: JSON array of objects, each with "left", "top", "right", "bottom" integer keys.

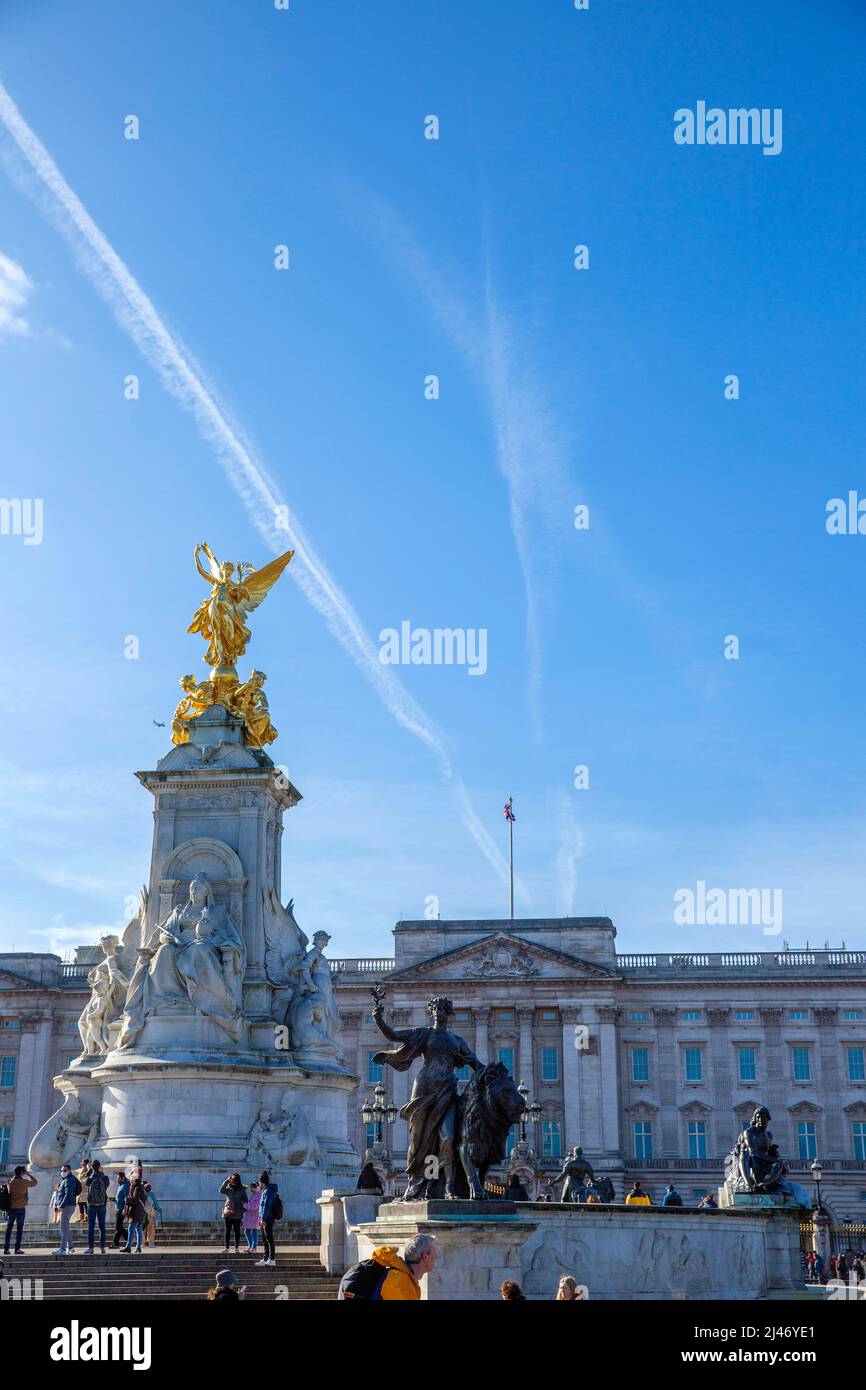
[{"left": 372, "top": 992, "right": 482, "bottom": 1200}]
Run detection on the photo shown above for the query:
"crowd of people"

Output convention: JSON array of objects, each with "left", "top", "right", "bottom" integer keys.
[{"left": 1, "top": 1159, "right": 283, "bottom": 1262}]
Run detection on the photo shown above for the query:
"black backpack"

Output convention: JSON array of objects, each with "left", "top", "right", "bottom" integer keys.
[
  {"left": 338, "top": 1257, "right": 391, "bottom": 1301},
  {"left": 0, "top": 1184, "right": 10, "bottom": 1213},
  {"left": 272, "top": 1194, "right": 284, "bottom": 1221}
]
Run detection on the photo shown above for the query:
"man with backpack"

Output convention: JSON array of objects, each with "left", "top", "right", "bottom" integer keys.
[
  {"left": 52, "top": 1163, "right": 82, "bottom": 1255},
  {"left": 84, "top": 1160, "right": 110, "bottom": 1255},
  {"left": 338, "top": 1234, "right": 439, "bottom": 1300},
  {"left": 2, "top": 1165, "right": 37, "bottom": 1255}
]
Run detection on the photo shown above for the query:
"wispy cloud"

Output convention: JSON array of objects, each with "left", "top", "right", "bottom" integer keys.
[
  {"left": 0, "top": 78, "right": 508, "bottom": 890},
  {"left": 0, "top": 250, "right": 33, "bottom": 335},
  {"left": 340, "top": 186, "right": 572, "bottom": 735},
  {"left": 555, "top": 793, "right": 585, "bottom": 915}
]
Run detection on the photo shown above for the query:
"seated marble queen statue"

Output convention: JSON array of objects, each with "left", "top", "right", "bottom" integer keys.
[{"left": 119, "top": 872, "right": 246, "bottom": 1047}]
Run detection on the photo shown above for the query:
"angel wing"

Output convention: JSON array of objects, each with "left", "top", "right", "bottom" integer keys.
[
  {"left": 263, "top": 885, "right": 308, "bottom": 984},
  {"left": 120, "top": 886, "right": 148, "bottom": 957},
  {"left": 238, "top": 548, "right": 295, "bottom": 613}
]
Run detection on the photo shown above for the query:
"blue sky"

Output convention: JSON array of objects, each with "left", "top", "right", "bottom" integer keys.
[{"left": 1, "top": 0, "right": 864, "bottom": 961}]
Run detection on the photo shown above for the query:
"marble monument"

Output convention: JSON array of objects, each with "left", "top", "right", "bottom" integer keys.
[{"left": 28, "top": 542, "right": 359, "bottom": 1220}]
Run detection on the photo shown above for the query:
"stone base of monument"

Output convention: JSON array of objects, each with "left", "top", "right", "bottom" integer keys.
[
  {"left": 30, "top": 1058, "right": 360, "bottom": 1225},
  {"left": 328, "top": 1197, "right": 804, "bottom": 1300}
]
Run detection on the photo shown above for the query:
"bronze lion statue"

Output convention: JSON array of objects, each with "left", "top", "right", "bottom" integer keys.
[{"left": 454, "top": 1062, "right": 527, "bottom": 1200}]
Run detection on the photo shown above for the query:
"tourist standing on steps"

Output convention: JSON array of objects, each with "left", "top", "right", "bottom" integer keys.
[
  {"left": 219, "top": 1173, "right": 247, "bottom": 1253},
  {"left": 84, "top": 1161, "right": 110, "bottom": 1255},
  {"left": 3, "top": 1165, "right": 37, "bottom": 1256},
  {"left": 242, "top": 1182, "right": 260, "bottom": 1253},
  {"left": 76, "top": 1158, "right": 91, "bottom": 1224},
  {"left": 112, "top": 1172, "right": 130, "bottom": 1247},
  {"left": 53, "top": 1164, "right": 80, "bottom": 1256},
  {"left": 123, "top": 1177, "right": 148, "bottom": 1253},
  {"left": 256, "top": 1170, "right": 279, "bottom": 1267},
  {"left": 143, "top": 1182, "right": 162, "bottom": 1246}
]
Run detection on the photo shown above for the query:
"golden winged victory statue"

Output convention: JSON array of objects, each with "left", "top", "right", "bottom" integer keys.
[{"left": 171, "top": 542, "right": 294, "bottom": 748}]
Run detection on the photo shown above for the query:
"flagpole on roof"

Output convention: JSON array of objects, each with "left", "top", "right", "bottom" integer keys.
[{"left": 504, "top": 796, "right": 515, "bottom": 920}]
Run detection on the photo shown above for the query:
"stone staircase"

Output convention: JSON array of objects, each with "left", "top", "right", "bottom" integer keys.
[
  {"left": 3, "top": 1248, "right": 339, "bottom": 1301},
  {"left": 23, "top": 1218, "right": 318, "bottom": 1246}
]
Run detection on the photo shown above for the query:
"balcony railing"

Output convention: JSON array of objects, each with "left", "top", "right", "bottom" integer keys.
[
  {"left": 617, "top": 950, "right": 866, "bottom": 973},
  {"left": 330, "top": 958, "right": 395, "bottom": 975}
]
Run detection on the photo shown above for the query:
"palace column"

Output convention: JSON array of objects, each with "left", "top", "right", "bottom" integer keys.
[
  {"left": 518, "top": 1006, "right": 535, "bottom": 1095},
  {"left": 473, "top": 1007, "right": 491, "bottom": 1064},
  {"left": 597, "top": 1006, "right": 622, "bottom": 1156},
  {"left": 561, "top": 1006, "right": 583, "bottom": 1153},
  {"left": 12, "top": 1013, "right": 53, "bottom": 1163}
]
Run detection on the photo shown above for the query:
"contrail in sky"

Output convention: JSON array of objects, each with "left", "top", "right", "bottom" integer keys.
[
  {"left": 340, "top": 185, "right": 572, "bottom": 739},
  {"left": 0, "top": 78, "right": 512, "bottom": 891}
]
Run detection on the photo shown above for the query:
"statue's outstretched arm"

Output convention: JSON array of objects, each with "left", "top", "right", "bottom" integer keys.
[
  {"left": 372, "top": 1006, "right": 407, "bottom": 1045},
  {"left": 194, "top": 545, "right": 217, "bottom": 583}
]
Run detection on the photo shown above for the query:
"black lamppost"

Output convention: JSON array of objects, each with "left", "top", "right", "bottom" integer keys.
[
  {"left": 516, "top": 1080, "right": 542, "bottom": 1144},
  {"left": 360, "top": 1081, "right": 397, "bottom": 1148},
  {"left": 810, "top": 1157, "right": 824, "bottom": 1214}
]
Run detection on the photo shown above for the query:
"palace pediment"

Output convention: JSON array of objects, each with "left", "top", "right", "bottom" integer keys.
[{"left": 387, "top": 931, "right": 620, "bottom": 984}]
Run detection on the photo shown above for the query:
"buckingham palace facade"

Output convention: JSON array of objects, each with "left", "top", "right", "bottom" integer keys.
[{"left": 3, "top": 915, "right": 866, "bottom": 1228}]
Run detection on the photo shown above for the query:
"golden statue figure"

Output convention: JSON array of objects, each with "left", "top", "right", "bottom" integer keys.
[
  {"left": 187, "top": 542, "right": 294, "bottom": 675},
  {"left": 231, "top": 669, "right": 277, "bottom": 748},
  {"left": 171, "top": 675, "right": 218, "bottom": 744},
  {"left": 170, "top": 542, "right": 293, "bottom": 747}
]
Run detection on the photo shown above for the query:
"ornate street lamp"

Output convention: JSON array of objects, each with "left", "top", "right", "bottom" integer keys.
[
  {"left": 810, "top": 1158, "right": 823, "bottom": 1214},
  {"left": 516, "top": 1080, "right": 542, "bottom": 1145},
  {"left": 360, "top": 1081, "right": 397, "bottom": 1147}
]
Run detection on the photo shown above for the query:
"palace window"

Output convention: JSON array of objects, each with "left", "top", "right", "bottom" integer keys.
[
  {"left": 738, "top": 1046, "right": 757, "bottom": 1083},
  {"left": 453, "top": 1010, "right": 471, "bottom": 1023},
  {"left": 734, "top": 1011, "right": 754, "bottom": 1021},
  {"left": 629, "top": 1012, "right": 650, "bottom": 1022},
  {"left": 541, "top": 1047, "right": 559, "bottom": 1082},
  {"left": 541, "top": 1120, "right": 562, "bottom": 1159},
  {"left": 687, "top": 1121, "right": 707, "bottom": 1160},
  {"left": 455, "top": 1064, "right": 471, "bottom": 1082},
  {"left": 796, "top": 1121, "right": 817, "bottom": 1160},
  {"left": 540, "top": 1009, "right": 558, "bottom": 1021},
  {"left": 848, "top": 1048, "right": 866, "bottom": 1082},
  {"left": 0, "top": 1057, "right": 15, "bottom": 1088},
  {"left": 792, "top": 1047, "right": 812, "bottom": 1083},
  {"left": 631, "top": 1048, "right": 650, "bottom": 1083},
  {"left": 364, "top": 1121, "right": 377, "bottom": 1152},
  {"left": 0, "top": 1019, "right": 21, "bottom": 1029},
  {"left": 505, "top": 1130, "right": 517, "bottom": 1157},
  {"left": 366, "top": 1051, "right": 383, "bottom": 1085},
  {"left": 682, "top": 1011, "right": 701, "bottom": 1022},
  {"left": 633, "top": 1121, "right": 653, "bottom": 1160},
  {"left": 683, "top": 1047, "right": 703, "bottom": 1083},
  {"left": 843, "top": 1010, "right": 863, "bottom": 1021},
  {"left": 497, "top": 1047, "right": 514, "bottom": 1075},
  {"left": 788, "top": 1011, "right": 808, "bottom": 1021},
  {"left": 495, "top": 1011, "right": 514, "bottom": 1022},
  {"left": 0, "top": 1124, "right": 10, "bottom": 1166},
  {"left": 853, "top": 1123, "right": 866, "bottom": 1161}
]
